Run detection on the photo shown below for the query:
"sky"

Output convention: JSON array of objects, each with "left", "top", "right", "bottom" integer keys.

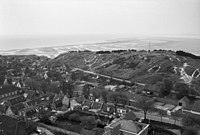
[{"left": 0, "top": 0, "right": 200, "bottom": 49}]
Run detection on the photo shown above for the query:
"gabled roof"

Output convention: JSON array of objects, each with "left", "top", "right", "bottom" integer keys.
[
  {"left": 91, "top": 102, "right": 103, "bottom": 110},
  {"left": 74, "top": 97, "right": 84, "bottom": 104},
  {"left": 8, "top": 95, "right": 26, "bottom": 105},
  {"left": 101, "top": 103, "right": 115, "bottom": 113},
  {"left": 108, "top": 119, "right": 142, "bottom": 134},
  {"left": 11, "top": 103, "right": 26, "bottom": 115},
  {"left": 179, "top": 96, "right": 190, "bottom": 104},
  {"left": 11, "top": 103, "right": 25, "bottom": 111},
  {"left": 120, "top": 120, "right": 141, "bottom": 133},
  {"left": 27, "top": 94, "right": 54, "bottom": 106},
  {"left": 82, "top": 100, "right": 93, "bottom": 108},
  {"left": 53, "top": 94, "right": 64, "bottom": 103},
  {"left": 27, "top": 97, "right": 43, "bottom": 106},
  {"left": 0, "top": 85, "right": 20, "bottom": 95},
  {"left": 26, "top": 107, "right": 37, "bottom": 117},
  {"left": 123, "top": 111, "right": 137, "bottom": 121},
  {"left": 50, "top": 81, "right": 61, "bottom": 87},
  {"left": 24, "top": 90, "right": 36, "bottom": 100}
]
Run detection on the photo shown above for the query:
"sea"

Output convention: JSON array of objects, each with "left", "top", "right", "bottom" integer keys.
[{"left": 0, "top": 35, "right": 200, "bottom": 57}]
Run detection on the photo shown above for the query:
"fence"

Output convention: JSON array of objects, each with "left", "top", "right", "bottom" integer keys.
[{"left": 38, "top": 123, "right": 80, "bottom": 135}]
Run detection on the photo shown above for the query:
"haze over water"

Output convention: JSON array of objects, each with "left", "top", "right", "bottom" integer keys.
[{"left": 0, "top": 35, "right": 200, "bottom": 58}]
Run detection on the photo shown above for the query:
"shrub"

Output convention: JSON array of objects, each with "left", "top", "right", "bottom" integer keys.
[{"left": 69, "top": 113, "right": 81, "bottom": 122}]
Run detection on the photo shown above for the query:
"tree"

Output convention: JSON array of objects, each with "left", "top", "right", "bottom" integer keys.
[
  {"left": 92, "top": 89, "right": 101, "bottom": 100},
  {"left": 157, "top": 81, "right": 166, "bottom": 97},
  {"left": 25, "top": 122, "right": 37, "bottom": 135},
  {"left": 182, "top": 113, "right": 200, "bottom": 128},
  {"left": 182, "top": 128, "right": 199, "bottom": 135},
  {"left": 174, "top": 83, "right": 189, "bottom": 99},
  {"left": 24, "top": 78, "right": 40, "bottom": 91},
  {"left": 108, "top": 92, "right": 128, "bottom": 113},
  {"left": 100, "top": 90, "right": 108, "bottom": 103},
  {"left": 192, "top": 100, "right": 200, "bottom": 112},
  {"left": 61, "top": 81, "right": 68, "bottom": 95},
  {"left": 83, "top": 84, "right": 90, "bottom": 99},
  {"left": 64, "top": 81, "right": 74, "bottom": 108},
  {"left": 135, "top": 96, "right": 154, "bottom": 120},
  {"left": 163, "top": 78, "right": 173, "bottom": 92},
  {"left": 80, "top": 116, "right": 97, "bottom": 130},
  {"left": 158, "top": 110, "right": 167, "bottom": 122},
  {"left": 40, "top": 80, "right": 50, "bottom": 94},
  {"left": 181, "top": 101, "right": 200, "bottom": 128}
]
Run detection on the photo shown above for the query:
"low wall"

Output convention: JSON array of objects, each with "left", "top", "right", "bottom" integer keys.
[{"left": 38, "top": 123, "right": 80, "bottom": 135}]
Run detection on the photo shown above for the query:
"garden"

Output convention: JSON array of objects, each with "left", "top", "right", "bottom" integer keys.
[{"left": 40, "top": 110, "right": 113, "bottom": 135}]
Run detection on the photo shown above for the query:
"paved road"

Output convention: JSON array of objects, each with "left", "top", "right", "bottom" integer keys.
[{"left": 73, "top": 68, "right": 145, "bottom": 86}]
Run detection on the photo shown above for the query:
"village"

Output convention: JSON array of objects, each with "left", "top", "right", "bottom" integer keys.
[{"left": 0, "top": 52, "right": 200, "bottom": 135}]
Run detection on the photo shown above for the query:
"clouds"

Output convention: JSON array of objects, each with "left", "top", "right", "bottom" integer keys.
[{"left": 0, "top": 0, "right": 200, "bottom": 36}]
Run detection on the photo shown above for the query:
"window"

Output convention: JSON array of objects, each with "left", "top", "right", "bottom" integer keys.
[
  {"left": 117, "top": 109, "right": 121, "bottom": 113},
  {"left": 122, "top": 110, "right": 126, "bottom": 114},
  {"left": 107, "top": 107, "right": 110, "bottom": 112}
]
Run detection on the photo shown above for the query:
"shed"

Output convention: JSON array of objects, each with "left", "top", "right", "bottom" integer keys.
[{"left": 178, "top": 96, "right": 190, "bottom": 108}]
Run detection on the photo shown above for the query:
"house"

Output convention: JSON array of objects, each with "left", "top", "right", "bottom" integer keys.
[
  {"left": 178, "top": 96, "right": 190, "bottom": 108},
  {"left": 52, "top": 99, "right": 63, "bottom": 110},
  {"left": 10, "top": 103, "right": 26, "bottom": 116},
  {"left": 105, "top": 85, "right": 117, "bottom": 91},
  {"left": 12, "top": 79, "right": 25, "bottom": 89},
  {"left": 8, "top": 95, "right": 26, "bottom": 106},
  {"left": 123, "top": 111, "right": 137, "bottom": 121},
  {"left": 0, "top": 104, "right": 4, "bottom": 114},
  {"left": 0, "top": 103, "right": 8, "bottom": 114},
  {"left": 90, "top": 101, "right": 103, "bottom": 113},
  {"left": 36, "top": 101, "right": 52, "bottom": 112},
  {"left": 25, "top": 107, "right": 38, "bottom": 118},
  {"left": 6, "top": 106, "right": 15, "bottom": 116},
  {"left": 104, "top": 118, "right": 149, "bottom": 135},
  {"left": 74, "top": 96, "right": 84, "bottom": 104},
  {"left": 0, "top": 85, "right": 23, "bottom": 101},
  {"left": 44, "top": 72, "right": 48, "bottom": 79},
  {"left": 116, "top": 106, "right": 129, "bottom": 115},
  {"left": 117, "top": 97, "right": 129, "bottom": 106},
  {"left": 101, "top": 103, "right": 115, "bottom": 114},
  {"left": 73, "top": 83, "right": 85, "bottom": 97},
  {"left": 62, "top": 95, "right": 70, "bottom": 107},
  {"left": 23, "top": 90, "right": 38, "bottom": 100},
  {"left": 27, "top": 98, "right": 43, "bottom": 106},
  {"left": 51, "top": 94, "right": 64, "bottom": 110},
  {"left": 82, "top": 99, "right": 93, "bottom": 108},
  {"left": 70, "top": 99, "right": 81, "bottom": 110}
]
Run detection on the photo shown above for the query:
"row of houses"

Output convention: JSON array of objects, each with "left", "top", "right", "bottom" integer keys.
[{"left": 0, "top": 85, "right": 69, "bottom": 120}]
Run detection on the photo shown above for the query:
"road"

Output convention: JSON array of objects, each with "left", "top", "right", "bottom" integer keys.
[{"left": 73, "top": 68, "right": 145, "bottom": 86}]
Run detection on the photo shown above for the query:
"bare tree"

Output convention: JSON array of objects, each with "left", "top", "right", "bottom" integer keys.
[{"left": 135, "top": 96, "right": 154, "bottom": 120}]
